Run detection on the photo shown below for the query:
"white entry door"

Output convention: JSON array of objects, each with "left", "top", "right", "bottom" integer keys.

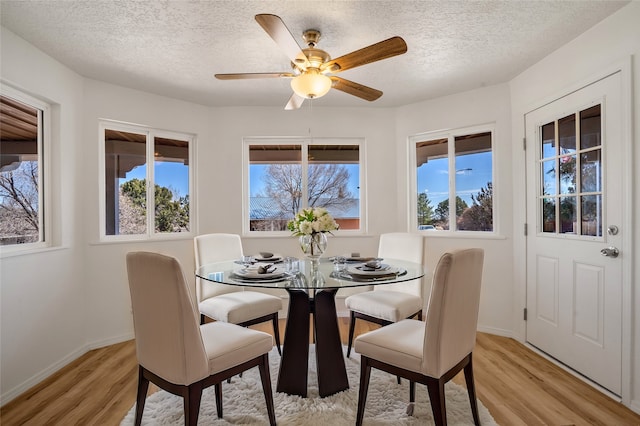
[{"left": 525, "top": 72, "right": 624, "bottom": 396}]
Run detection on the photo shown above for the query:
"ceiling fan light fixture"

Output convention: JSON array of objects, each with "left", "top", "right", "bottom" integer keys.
[{"left": 290, "top": 70, "right": 332, "bottom": 99}]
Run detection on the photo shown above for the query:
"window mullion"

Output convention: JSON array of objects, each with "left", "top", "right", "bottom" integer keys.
[
  {"left": 37, "top": 108, "right": 45, "bottom": 242},
  {"left": 448, "top": 135, "right": 456, "bottom": 231},
  {"left": 146, "top": 131, "right": 154, "bottom": 236}
]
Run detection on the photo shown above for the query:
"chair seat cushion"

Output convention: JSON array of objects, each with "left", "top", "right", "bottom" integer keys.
[
  {"left": 345, "top": 290, "right": 422, "bottom": 322},
  {"left": 354, "top": 319, "right": 424, "bottom": 373},
  {"left": 199, "top": 291, "right": 282, "bottom": 324},
  {"left": 200, "top": 322, "right": 273, "bottom": 374}
]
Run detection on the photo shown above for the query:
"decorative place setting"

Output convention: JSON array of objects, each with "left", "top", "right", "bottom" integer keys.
[
  {"left": 253, "top": 251, "right": 284, "bottom": 263},
  {"left": 332, "top": 258, "right": 407, "bottom": 282},
  {"left": 229, "top": 254, "right": 288, "bottom": 283}
]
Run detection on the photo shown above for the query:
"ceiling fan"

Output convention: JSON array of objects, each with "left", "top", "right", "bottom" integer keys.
[{"left": 215, "top": 14, "right": 408, "bottom": 110}]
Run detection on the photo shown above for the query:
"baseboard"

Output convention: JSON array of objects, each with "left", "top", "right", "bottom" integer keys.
[
  {"left": 477, "top": 324, "right": 514, "bottom": 338},
  {"left": 1, "top": 332, "right": 135, "bottom": 407},
  {"left": 85, "top": 331, "right": 134, "bottom": 351},
  {"left": 1, "top": 345, "right": 86, "bottom": 406}
]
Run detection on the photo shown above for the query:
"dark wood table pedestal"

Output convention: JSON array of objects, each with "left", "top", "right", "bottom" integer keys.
[{"left": 276, "top": 288, "right": 349, "bottom": 397}]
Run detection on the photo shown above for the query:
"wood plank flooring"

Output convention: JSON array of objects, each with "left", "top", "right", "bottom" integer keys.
[{"left": 2, "top": 318, "right": 639, "bottom": 425}]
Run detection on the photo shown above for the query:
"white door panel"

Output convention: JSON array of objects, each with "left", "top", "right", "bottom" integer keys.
[{"left": 525, "top": 72, "right": 623, "bottom": 395}]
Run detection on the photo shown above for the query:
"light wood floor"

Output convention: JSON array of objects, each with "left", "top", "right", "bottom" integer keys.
[{"left": 2, "top": 318, "right": 640, "bottom": 425}]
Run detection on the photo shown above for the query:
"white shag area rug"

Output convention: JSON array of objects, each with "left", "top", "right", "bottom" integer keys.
[{"left": 122, "top": 346, "right": 497, "bottom": 425}]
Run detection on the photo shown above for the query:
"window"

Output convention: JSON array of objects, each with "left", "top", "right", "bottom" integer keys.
[
  {"left": 0, "top": 88, "right": 49, "bottom": 249},
  {"left": 411, "top": 125, "right": 494, "bottom": 232},
  {"left": 539, "top": 104, "right": 602, "bottom": 236},
  {"left": 100, "top": 121, "right": 193, "bottom": 239},
  {"left": 245, "top": 138, "right": 363, "bottom": 234}
]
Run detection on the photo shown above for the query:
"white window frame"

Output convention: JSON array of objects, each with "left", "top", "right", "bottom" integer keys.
[
  {"left": 98, "top": 120, "right": 196, "bottom": 242},
  {"left": 0, "top": 84, "right": 51, "bottom": 256},
  {"left": 408, "top": 123, "right": 497, "bottom": 236},
  {"left": 242, "top": 137, "right": 367, "bottom": 237}
]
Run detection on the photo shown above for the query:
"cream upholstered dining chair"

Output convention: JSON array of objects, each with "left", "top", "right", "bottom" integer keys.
[
  {"left": 345, "top": 232, "right": 426, "bottom": 357},
  {"left": 194, "top": 233, "right": 282, "bottom": 355},
  {"left": 126, "top": 251, "right": 276, "bottom": 426},
  {"left": 354, "top": 248, "right": 484, "bottom": 426}
]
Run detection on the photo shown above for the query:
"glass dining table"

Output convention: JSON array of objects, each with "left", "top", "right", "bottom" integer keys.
[{"left": 196, "top": 257, "right": 425, "bottom": 398}]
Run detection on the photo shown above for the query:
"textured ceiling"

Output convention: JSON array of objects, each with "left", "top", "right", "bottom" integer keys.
[{"left": 0, "top": 0, "right": 629, "bottom": 109}]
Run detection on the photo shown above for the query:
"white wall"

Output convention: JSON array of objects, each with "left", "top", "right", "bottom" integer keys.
[
  {"left": 1, "top": 27, "right": 86, "bottom": 402},
  {"left": 509, "top": 1, "right": 640, "bottom": 411}
]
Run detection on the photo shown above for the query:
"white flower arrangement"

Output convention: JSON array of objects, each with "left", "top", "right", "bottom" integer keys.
[{"left": 287, "top": 207, "right": 339, "bottom": 236}]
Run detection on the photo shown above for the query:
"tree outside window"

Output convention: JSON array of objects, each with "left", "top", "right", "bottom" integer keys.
[{"left": 247, "top": 140, "right": 361, "bottom": 233}]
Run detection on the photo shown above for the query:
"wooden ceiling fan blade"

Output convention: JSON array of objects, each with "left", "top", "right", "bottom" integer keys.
[
  {"left": 322, "top": 36, "right": 407, "bottom": 73},
  {"left": 255, "top": 14, "right": 310, "bottom": 69},
  {"left": 215, "top": 72, "right": 294, "bottom": 80},
  {"left": 285, "top": 93, "right": 305, "bottom": 110},
  {"left": 330, "top": 77, "right": 382, "bottom": 101}
]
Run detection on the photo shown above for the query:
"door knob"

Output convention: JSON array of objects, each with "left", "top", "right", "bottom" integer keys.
[{"left": 600, "top": 246, "right": 619, "bottom": 258}]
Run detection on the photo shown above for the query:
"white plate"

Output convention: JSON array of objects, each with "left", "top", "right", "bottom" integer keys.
[
  {"left": 347, "top": 264, "right": 399, "bottom": 278},
  {"left": 233, "top": 266, "right": 285, "bottom": 279}
]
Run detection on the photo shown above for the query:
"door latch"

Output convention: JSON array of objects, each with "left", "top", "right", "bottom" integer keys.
[{"left": 600, "top": 246, "right": 620, "bottom": 258}]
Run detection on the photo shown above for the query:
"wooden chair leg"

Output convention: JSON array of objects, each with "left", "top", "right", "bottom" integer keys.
[
  {"left": 272, "top": 315, "right": 282, "bottom": 356},
  {"left": 356, "top": 356, "right": 372, "bottom": 426},
  {"left": 214, "top": 382, "right": 223, "bottom": 418},
  {"left": 185, "top": 383, "right": 203, "bottom": 426},
  {"left": 464, "top": 355, "right": 481, "bottom": 425},
  {"left": 347, "top": 310, "right": 357, "bottom": 357},
  {"left": 258, "top": 353, "right": 277, "bottom": 426},
  {"left": 426, "top": 378, "right": 447, "bottom": 426},
  {"left": 134, "top": 366, "right": 150, "bottom": 426},
  {"left": 406, "top": 380, "right": 416, "bottom": 416}
]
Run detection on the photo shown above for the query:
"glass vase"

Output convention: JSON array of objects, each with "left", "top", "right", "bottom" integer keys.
[{"left": 299, "top": 232, "right": 328, "bottom": 266}]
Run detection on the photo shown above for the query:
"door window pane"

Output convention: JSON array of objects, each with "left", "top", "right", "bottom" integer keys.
[
  {"left": 581, "top": 195, "right": 602, "bottom": 237},
  {"left": 542, "top": 160, "right": 556, "bottom": 195},
  {"left": 542, "top": 197, "right": 556, "bottom": 233},
  {"left": 580, "top": 105, "right": 601, "bottom": 149},
  {"left": 541, "top": 122, "right": 556, "bottom": 158},
  {"left": 581, "top": 150, "right": 601, "bottom": 193},
  {"left": 559, "top": 196, "right": 577, "bottom": 234},
  {"left": 559, "top": 155, "right": 576, "bottom": 194},
  {"left": 559, "top": 114, "right": 576, "bottom": 152}
]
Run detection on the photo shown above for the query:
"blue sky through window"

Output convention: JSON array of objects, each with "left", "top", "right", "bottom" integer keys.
[{"left": 417, "top": 151, "right": 492, "bottom": 207}]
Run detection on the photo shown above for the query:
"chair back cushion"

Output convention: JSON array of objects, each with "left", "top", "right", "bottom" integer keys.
[
  {"left": 126, "top": 251, "right": 209, "bottom": 385},
  {"left": 422, "top": 248, "right": 484, "bottom": 377},
  {"left": 194, "top": 233, "right": 244, "bottom": 301},
  {"left": 374, "top": 232, "right": 425, "bottom": 298}
]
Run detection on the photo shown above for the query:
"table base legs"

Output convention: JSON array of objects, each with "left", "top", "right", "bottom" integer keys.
[{"left": 276, "top": 288, "right": 349, "bottom": 398}]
